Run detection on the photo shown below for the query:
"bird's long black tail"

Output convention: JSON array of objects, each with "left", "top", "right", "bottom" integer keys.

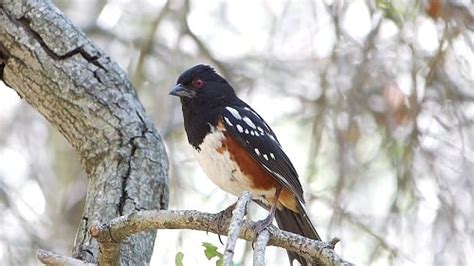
[{"left": 275, "top": 204, "right": 323, "bottom": 266}]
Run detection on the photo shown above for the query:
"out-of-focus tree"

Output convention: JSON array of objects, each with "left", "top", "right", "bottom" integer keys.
[{"left": 0, "top": 0, "right": 472, "bottom": 265}]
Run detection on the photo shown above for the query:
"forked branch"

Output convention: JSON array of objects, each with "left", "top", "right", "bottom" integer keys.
[{"left": 87, "top": 192, "right": 352, "bottom": 266}]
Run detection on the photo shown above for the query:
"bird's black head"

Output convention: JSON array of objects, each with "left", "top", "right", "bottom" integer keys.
[
  {"left": 169, "top": 65, "right": 236, "bottom": 104},
  {"left": 170, "top": 65, "right": 240, "bottom": 147}
]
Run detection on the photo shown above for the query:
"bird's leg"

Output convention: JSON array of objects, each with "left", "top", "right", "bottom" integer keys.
[{"left": 252, "top": 186, "right": 282, "bottom": 235}]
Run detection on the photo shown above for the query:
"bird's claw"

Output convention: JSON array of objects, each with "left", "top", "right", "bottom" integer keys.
[
  {"left": 250, "top": 215, "right": 274, "bottom": 249},
  {"left": 212, "top": 202, "right": 237, "bottom": 244},
  {"left": 251, "top": 219, "right": 272, "bottom": 236}
]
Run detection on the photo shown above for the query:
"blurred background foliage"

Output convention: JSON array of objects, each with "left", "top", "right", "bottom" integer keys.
[{"left": 0, "top": 0, "right": 472, "bottom": 265}]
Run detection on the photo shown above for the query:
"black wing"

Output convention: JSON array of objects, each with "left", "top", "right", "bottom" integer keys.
[{"left": 221, "top": 105, "right": 305, "bottom": 203}]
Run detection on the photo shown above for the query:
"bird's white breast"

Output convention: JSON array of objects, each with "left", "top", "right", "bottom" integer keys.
[{"left": 192, "top": 126, "right": 274, "bottom": 200}]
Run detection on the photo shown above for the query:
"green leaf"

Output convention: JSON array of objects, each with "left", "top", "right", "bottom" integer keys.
[
  {"left": 202, "top": 242, "right": 220, "bottom": 260},
  {"left": 375, "top": 0, "right": 407, "bottom": 25},
  {"left": 175, "top": 251, "right": 184, "bottom": 266},
  {"left": 202, "top": 242, "right": 224, "bottom": 266},
  {"left": 216, "top": 256, "right": 223, "bottom": 266}
]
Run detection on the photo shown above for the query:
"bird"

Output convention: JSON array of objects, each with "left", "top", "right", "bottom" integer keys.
[{"left": 170, "top": 64, "right": 322, "bottom": 265}]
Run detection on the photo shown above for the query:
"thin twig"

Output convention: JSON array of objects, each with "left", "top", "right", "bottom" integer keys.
[
  {"left": 181, "top": 0, "right": 230, "bottom": 78},
  {"left": 132, "top": 0, "right": 170, "bottom": 88},
  {"left": 223, "top": 191, "right": 252, "bottom": 266},
  {"left": 89, "top": 208, "right": 353, "bottom": 265},
  {"left": 253, "top": 230, "right": 271, "bottom": 266}
]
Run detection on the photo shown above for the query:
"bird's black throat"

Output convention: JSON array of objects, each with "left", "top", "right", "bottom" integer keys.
[{"left": 180, "top": 97, "right": 223, "bottom": 150}]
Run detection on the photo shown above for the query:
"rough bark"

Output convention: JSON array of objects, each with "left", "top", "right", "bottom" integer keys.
[
  {"left": 89, "top": 209, "right": 353, "bottom": 266},
  {"left": 0, "top": 0, "right": 169, "bottom": 264}
]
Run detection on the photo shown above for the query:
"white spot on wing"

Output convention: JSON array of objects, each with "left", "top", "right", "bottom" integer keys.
[
  {"left": 244, "top": 107, "right": 260, "bottom": 118},
  {"left": 224, "top": 116, "right": 233, "bottom": 126},
  {"left": 236, "top": 124, "right": 243, "bottom": 133},
  {"left": 270, "top": 153, "right": 275, "bottom": 159},
  {"left": 254, "top": 148, "right": 260, "bottom": 156},
  {"left": 243, "top": 116, "right": 256, "bottom": 129},
  {"left": 267, "top": 134, "right": 277, "bottom": 142},
  {"left": 263, "top": 154, "right": 269, "bottom": 160},
  {"left": 257, "top": 126, "right": 264, "bottom": 134},
  {"left": 245, "top": 128, "right": 249, "bottom": 134},
  {"left": 226, "top": 107, "right": 242, "bottom": 120},
  {"left": 250, "top": 131, "right": 255, "bottom": 136}
]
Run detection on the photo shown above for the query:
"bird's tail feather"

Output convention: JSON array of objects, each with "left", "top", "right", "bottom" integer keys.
[{"left": 275, "top": 204, "right": 322, "bottom": 266}]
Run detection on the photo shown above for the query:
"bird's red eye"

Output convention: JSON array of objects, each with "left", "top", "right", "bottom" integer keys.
[{"left": 192, "top": 79, "right": 205, "bottom": 89}]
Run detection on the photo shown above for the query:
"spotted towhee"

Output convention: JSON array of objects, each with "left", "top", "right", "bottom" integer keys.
[{"left": 170, "top": 65, "right": 321, "bottom": 265}]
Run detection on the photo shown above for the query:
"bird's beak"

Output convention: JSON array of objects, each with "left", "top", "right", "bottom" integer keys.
[{"left": 169, "top": 83, "right": 195, "bottom": 98}]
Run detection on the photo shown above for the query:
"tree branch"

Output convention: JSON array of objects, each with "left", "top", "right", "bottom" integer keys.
[
  {"left": 181, "top": 0, "right": 230, "bottom": 78},
  {"left": 90, "top": 208, "right": 353, "bottom": 266},
  {"left": 37, "top": 250, "right": 94, "bottom": 266},
  {"left": 253, "top": 230, "right": 270, "bottom": 266},
  {"left": 132, "top": 0, "right": 170, "bottom": 88},
  {"left": 223, "top": 191, "right": 252, "bottom": 265}
]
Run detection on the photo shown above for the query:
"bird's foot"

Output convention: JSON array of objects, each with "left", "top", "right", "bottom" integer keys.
[
  {"left": 212, "top": 202, "right": 237, "bottom": 244},
  {"left": 250, "top": 214, "right": 275, "bottom": 249},
  {"left": 251, "top": 214, "right": 274, "bottom": 236}
]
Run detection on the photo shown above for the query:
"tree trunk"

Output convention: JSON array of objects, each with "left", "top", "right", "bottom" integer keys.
[{"left": 0, "top": 0, "right": 169, "bottom": 264}]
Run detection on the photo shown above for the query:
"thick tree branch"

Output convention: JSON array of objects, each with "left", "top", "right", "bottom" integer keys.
[
  {"left": 0, "top": 0, "right": 169, "bottom": 264},
  {"left": 90, "top": 208, "right": 353, "bottom": 266}
]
